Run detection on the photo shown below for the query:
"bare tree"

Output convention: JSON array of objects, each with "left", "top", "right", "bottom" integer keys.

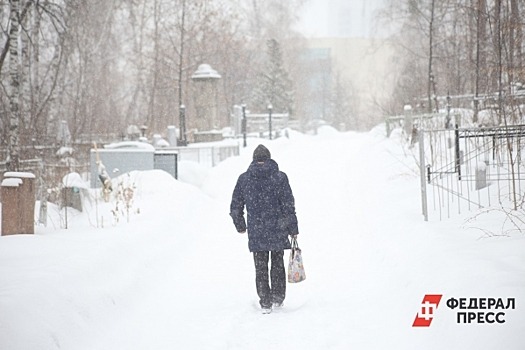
[
  {"left": 473, "top": 0, "right": 487, "bottom": 122},
  {"left": 147, "top": 0, "right": 161, "bottom": 134},
  {"left": 57, "top": 0, "right": 121, "bottom": 140},
  {"left": 0, "top": 0, "right": 312, "bottom": 156},
  {"left": 7, "top": 0, "right": 21, "bottom": 170}
]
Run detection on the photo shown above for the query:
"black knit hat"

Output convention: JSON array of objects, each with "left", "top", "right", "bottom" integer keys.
[{"left": 253, "top": 144, "right": 271, "bottom": 162}]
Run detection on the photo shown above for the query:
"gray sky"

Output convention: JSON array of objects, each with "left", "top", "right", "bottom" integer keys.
[{"left": 295, "top": 0, "right": 387, "bottom": 38}]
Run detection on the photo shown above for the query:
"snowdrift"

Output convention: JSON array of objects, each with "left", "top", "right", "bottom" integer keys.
[{"left": 1, "top": 126, "right": 524, "bottom": 350}]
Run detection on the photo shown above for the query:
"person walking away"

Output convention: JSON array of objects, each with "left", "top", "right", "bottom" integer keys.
[{"left": 230, "top": 144, "right": 299, "bottom": 314}]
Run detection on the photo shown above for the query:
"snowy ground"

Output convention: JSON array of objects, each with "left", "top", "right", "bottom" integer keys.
[{"left": 1, "top": 126, "right": 524, "bottom": 350}]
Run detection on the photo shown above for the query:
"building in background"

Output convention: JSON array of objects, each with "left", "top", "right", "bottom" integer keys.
[
  {"left": 300, "top": 37, "right": 398, "bottom": 130},
  {"left": 296, "top": 0, "right": 398, "bottom": 130}
]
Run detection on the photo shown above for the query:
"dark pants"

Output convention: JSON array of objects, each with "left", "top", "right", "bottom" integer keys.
[{"left": 253, "top": 251, "right": 286, "bottom": 308}]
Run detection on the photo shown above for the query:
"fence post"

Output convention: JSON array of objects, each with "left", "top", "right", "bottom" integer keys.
[
  {"left": 454, "top": 124, "right": 461, "bottom": 180},
  {"left": 404, "top": 105, "right": 413, "bottom": 138},
  {"left": 419, "top": 130, "right": 428, "bottom": 221},
  {"left": 242, "top": 104, "right": 247, "bottom": 147}
]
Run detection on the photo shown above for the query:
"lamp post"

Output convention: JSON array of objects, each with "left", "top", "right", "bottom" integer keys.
[
  {"left": 445, "top": 93, "right": 451, "bottom": 129},
  {"left": 179, "top": 104, "right": 187, "bottom": 146},
  {"left": 268, "top": 104, "right": 273, "bottom": 140},
  {"left": 241, "top": 104, "right": 247, "bottom": 148}
]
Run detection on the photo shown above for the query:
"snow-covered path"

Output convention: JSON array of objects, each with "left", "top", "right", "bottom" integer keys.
[{"left": 1, "top": 127, "right": 524, "bottom": 349}]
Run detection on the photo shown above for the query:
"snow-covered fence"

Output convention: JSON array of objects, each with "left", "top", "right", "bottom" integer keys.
[
  {"left": 231, "top": 106, "right": 289, "bottom": 137},
  {"left": 385, "top": 112, "right": 454, "bottom": 140},
  {"left": 418, "top": 124, "right": 525, "bottom": 221},
  {"left": 176, "top": 143, "right": 239, "bottom": 167}
]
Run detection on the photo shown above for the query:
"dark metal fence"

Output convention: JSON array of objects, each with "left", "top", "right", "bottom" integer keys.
[{"left": 418, "top": 124, "right": 525, "bottom": 220}]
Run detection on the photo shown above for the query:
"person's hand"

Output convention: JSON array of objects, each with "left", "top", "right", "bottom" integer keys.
[
  {"left": 238, "top": 230, "right": 246, "bottom": 234},
  {"left": 291, "top": 234, "right": 298, "bottom": 239}
]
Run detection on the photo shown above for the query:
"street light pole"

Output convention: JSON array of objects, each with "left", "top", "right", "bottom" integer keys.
[
  {"left": 268, "top": 104, "right": 273, "bottom": 140},
  {"left": 179, "top": 104, "right": 187, "bottom": 146},
  {"left": 241, "top": 104, "right": 247, "bottom": 147},
  {"left": 445, "top": 93, "right": 451, "bottom": 129}
]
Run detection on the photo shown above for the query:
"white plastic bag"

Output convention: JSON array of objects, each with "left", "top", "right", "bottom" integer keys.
[{"left": 288, "top": 237, "right": 306, "bottom": 283}]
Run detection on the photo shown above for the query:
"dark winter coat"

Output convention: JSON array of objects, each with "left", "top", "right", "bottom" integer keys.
[{"left": 230, "top": 159, "right": 298, "bottom": 252}]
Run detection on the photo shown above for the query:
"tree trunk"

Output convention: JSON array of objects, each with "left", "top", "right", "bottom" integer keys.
[
  {"left": 0, "top": 1, "right": 34, "bottom": 76},
  {"left": 31, "top": 2, "right": 40, "bottom": 133},
  {"left": 7, "top": 0, "right": 21, "bottom": 171},
  {"left": 427, "top": 0, "right": 435, "bottom": 114},
  {"left": 21, "top": 2, "right": 31, "bottom": 143},
  {"left": 147, "top": 0, "right": 160, "bottom": 134},
  {"left": 510, "top": 0, "right": 522, "bottom": 83},
  {"left": 177, "top": 0, "right": 186, "bottom": 143},
  {"left": 474, "top": 0, "right": 487, "bottom": 123},
  {"left": 495, "top": 0, "right": 502, "bottom": 124}
]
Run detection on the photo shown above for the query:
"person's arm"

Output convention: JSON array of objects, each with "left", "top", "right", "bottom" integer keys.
[
  {"left": 280, "top": 173, "right": 299, "bottom": 236},
  {"left": 230, "top": 177, "right": 247, "bottom": 233}
]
